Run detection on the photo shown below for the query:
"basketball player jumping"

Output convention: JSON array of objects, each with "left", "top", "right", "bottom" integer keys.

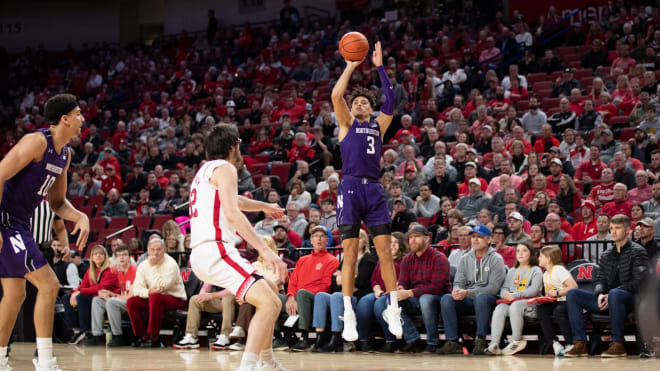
[
  {"left": 331, "top": 41, "right": 403, "bottom": 342},
  {"left": 0, "top": 94, "right": 90, "bottom": 371},
  {"left": 189, "top": 124, "right": 289, "bottom": 371}
]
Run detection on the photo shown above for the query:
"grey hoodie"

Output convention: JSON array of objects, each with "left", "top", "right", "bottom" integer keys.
[
  {"left": 499, "top": 266, "right": 543, "bottom": 299},
  {"left": 454, "top": 247, "right": 507, "bottom": 299}
]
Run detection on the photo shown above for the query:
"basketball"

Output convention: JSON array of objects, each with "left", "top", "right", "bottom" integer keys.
[{"left": 339, "top": 32, "right": 369, "bottom": 61}]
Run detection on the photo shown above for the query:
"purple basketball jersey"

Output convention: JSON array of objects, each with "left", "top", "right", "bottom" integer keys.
[
  {"left": 0, "top": 129, "right": 69, "bottom": 230},
  {"left": 340, "top": 119, "right": 382, "bottom": 180}
]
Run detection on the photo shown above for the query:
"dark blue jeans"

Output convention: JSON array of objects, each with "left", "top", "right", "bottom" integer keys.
[
  {"left": 374, "top": 294, "right": 442, "bottom": 345},
  {"left": 356, "top": 293, "right": 377, "bottom": 341},
  {"left": 440, "top": 292, "right": 497, "bottom": 341},
  {"left": 566, "top": 288, "right": 634, "bottom": 342},
  {"left": 62, "top": 293, "right": 94, "bottom": 333}
]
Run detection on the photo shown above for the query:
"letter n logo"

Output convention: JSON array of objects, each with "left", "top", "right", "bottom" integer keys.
[
  {"left": 577, "top": 265, "right": 594, "bottom": 280},
  {"left": 9, "top": 234, "right": 26, "bottom": 254},
  {"left": 180, "top": 269, "right": 191, "bottom": 282}
]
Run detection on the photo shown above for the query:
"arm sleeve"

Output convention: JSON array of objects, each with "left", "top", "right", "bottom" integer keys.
[{"left": 378, "top": 66, "right": 395, "bottom": 116}]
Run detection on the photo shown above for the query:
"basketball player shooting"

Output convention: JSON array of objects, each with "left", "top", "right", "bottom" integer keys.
[
  {"left": 0, "top": 94, "right": 90, "bottom": 371},
  {"left": 189, "top": 124, "right": 289, "bottom": 371},
  {"left": 331, "top": 41, "right": 403, "bottom": 341}
]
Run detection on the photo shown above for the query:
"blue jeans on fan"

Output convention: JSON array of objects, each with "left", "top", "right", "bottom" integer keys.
[
  {"left": 356, "top": 293, "right": 377, "bottom": 341},
  {"left": 312, "top": 292, "right": 356, "bottom": 332},
  {"left": 566, "top": 288, "right": 634, "bottom": 342},
  {"left": 374, "top": 294, "right": 442, "bottom": 345},
  {"left": 440, "top": 292, "right": 497, "bottom": 341},
  {"left": 62, "top": 293, "right": 94, "bottom": 333}
]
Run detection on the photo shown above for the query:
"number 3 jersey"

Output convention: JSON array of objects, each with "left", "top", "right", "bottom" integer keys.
[
  {"left": 0, "top": 129, "right": 68, "bottom": 230},
  {"left": 189, "top": 159, "right": 239, "bottom": 249},
  {"left": 340, "top": 119, "right": 382, "bottom": 180}
]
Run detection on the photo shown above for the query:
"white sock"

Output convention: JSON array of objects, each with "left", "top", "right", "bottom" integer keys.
[
  {"left": 388, "top": 291, "right": 398, "bottom": 310},
  {"left": 36, "top": 338, "right": 52, "bottom": 364},
  {"left": 240, "top": 351, "right": 259, "bottom": 369},
  {"left": 343, "top": 296, "right": 353, "bottom": 314},
  {"left": 0, "top": 346, "right": 7, "bottom": 358},
  {"left": 260, "top": 348, "right": 274, "bottom": 363}
]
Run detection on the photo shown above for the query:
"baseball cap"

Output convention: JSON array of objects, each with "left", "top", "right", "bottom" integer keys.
[
  {"left": 469, "top": 178, "right": 481, "bottom": 186},
  {"left": 408, "top": 224, "right": 429, "bottom": 236},
  {"left": 550, "top": 158, "right": 563, "bottom": 166},
  {"left": 549, "top": 146, "right": 560, "bottom": 153},
  {"left": 482, "top": 125, "right": 493, "bottom": 132},
  {"left": 305, "top": 103, "right": 313, "bottom": 110},
  {"left": 471, "top": 224, "right": 492, "bottom": 237},
  {"left": 465, "top": 161, "right": 477, "bottom": 169},
  {"left": 311, "top": 225, "right": 329, "bottom": 235},
  {"left": 507, "top": 211, "right": 524, "bottom": 222},
  {"left": 467, "top": 148, "right": 478, "bottom": 156},
  {"left": 273, "top": 224, "right": 288, "bottom": 232},
  {"left": 405, "top": 164, "right": 417, "bottom": 172},
  {"left": 602, "top": 129, "right": 613, "bottom": 136},
  {"left": 226, "top": 100, "right": 236, "bottom": 107},
  {"left": 638, "top": 217, "right": 654, "bottom": 227}
]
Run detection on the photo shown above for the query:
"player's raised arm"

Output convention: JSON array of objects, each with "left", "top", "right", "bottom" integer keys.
[
  {"left": 332, "top": 59, "right": 363, "bottom": 136},
  {"left": 372, "top": 41, "right": 395, "bottom": 137},
  {"left": 49, "top": 148, "right": 89, "bottom": 248},
  {"left": 213, "top": 164, "right": 288, "bottom": 280},
  {"left": 0, "top": 133, "right": 47, "bottom": 206}
]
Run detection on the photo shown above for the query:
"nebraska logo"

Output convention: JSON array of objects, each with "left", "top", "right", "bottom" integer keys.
[{"left": 576, "top": 265, "right": 594, "bottom": 280}]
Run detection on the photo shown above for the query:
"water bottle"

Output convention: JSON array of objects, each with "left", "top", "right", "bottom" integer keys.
[{"left": 105, "top": 325, "right": 112, "bottom": 345}]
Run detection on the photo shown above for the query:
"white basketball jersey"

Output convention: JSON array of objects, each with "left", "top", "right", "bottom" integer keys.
[{"left": 189, "top": 159, "right": 238, "bottom": 248}]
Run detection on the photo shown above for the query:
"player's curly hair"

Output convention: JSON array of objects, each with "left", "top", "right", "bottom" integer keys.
[{"left": 348, "top": 86, "right": 376, "bottom": 109}]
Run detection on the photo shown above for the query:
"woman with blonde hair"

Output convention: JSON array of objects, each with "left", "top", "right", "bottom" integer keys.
[
  {"left": 162, "top": 220, "right": 184, "bottom": 253},
  {"left": 612, "top": 74, "right": 633, "bottom": 106},
  {"left": 62, "top": 245, "right": 119, "bottom": 345}
]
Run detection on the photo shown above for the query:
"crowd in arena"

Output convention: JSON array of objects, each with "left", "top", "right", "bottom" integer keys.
[{"left": 3, "top": 0, "right": 660, "bottom": 359}]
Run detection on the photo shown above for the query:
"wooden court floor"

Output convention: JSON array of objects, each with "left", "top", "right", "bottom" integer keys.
[{"left": 5, "top": 343, "right": 660, "bottom": 370}]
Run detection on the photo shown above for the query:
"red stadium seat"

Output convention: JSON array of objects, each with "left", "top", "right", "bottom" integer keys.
[
  {"left": 596, "top": 66, "right": 611, "bottom": 75},
  {"left": 152, "top": 214, "right": 173, "bottom": 231},
  {"left": 532, "top": 81, "right": 553, "bottom": 91},
  {"left": 253, "top": 153, "right": 270, "bottom": 163},
  {"left": 542, "top": 98, "right": 560, "bottom": 111},
  {"left": 580, "top": 77, "right": 594, "bottom": 89},
  {"left": 89, "top": 217, "right": 106, "bottom": 232},
  {"left": 252, "top": 174, "right": 263, "bottom": 188},
  {"left": 549, "top": 71, "right": 563, "bottom": 82},
  {"left": 87, "top": 195, "right": 104, "bottom": 208},
  {"left": 270, "top": 163, "right": 291, "bottom": 186},
  {"left": 417, "top": 217, "right": 432, "bottom": 227},
  {"left": 574, "top": 68, "right": 593, "bottom": 80},
  {"left": 79, "top": 205, "right": 95, "bottom": 218},
  {"left": 516, "top": 100, "right": 529, "bottom": 112},
  {"left": 132, "top": 215, "right": 151, "bottom": 232},
  {"left": 98, "top": 228, "right": 120, "bottom": 242},
  {"left": 526, "top": 73, "right": 548, "bottom": 86},
  {"left": 619, "top": 127, "right": 635, "bottom": 141},
  {"left": 558, "top": 46, "right": 577, "bottom": 57},
  {"left": 562, "top": 54, "right": 581, "bottom": 64},
  {"left": 247, "top": 163, "right": 267, "bottom": 175},
  {"left": 609, "top": 116, "right": 629, "bottom": 127},
  {"left": 108, "top": 216, "right": 129, "bottom": 229},
  {"left": 536, "top": 89, "right": 552, "bottom": 100},
  {"left": 546, "top": 107, "right": 560, "bottom": 117},
  {"left": 71, "top": 196, "right": 85, "bottom": 209}
]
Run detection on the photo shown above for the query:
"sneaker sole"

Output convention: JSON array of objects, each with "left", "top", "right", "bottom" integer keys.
[
  {"left": 601, "top": 353, "right": 626, "bottom": 358},
  {"left": 564, "top": 353, "right": 588, "bottom": 358},
  {"left": 172, "top": 344, "right": 200, "bottom": 349},
  {"left": 341, "top": 329, "right": 358, "bottom": 342},
  {"left": 210, "top": 345, "right": 228, "bottom": 350},
  {"left": 290, "top": 348, "right": 311, "bottom": 352}
]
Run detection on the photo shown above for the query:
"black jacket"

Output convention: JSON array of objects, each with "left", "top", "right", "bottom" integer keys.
[
  {"left": 392, "top": 210, "right": 416, "bottom": 233},
  {"left": 429, "top": 175, "right": 458, "bottom": 201},
  {"left": 594, "top": 240, "right": 649, "bottom": 295}
]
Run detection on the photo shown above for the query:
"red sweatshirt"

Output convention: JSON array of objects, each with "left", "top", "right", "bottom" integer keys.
[
  {"left": 286, "top": 249, "right": 339, "bottom": 297},
  {"left": 74, "top": 267, "right": 120, "bottom": 296}
]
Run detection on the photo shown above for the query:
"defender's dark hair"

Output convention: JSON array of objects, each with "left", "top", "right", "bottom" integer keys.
[
  {"left": 349, "top": 86, "right": 376, "bottom": 109},
  {"left": 44, "top": 93, "right": 78, "bottom": 125},
  {"left": 204, "top": 123, "right": 240, "bottom": 160}
]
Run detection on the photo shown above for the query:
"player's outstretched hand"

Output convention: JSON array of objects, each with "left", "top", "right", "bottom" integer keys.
[
  {"left": 372, "top": 41, "right": 383, "bottom": 67},
  {"left": 345, "top": 59, "right": 364, "bottom": 70},
  {"left": 263, "top": 203, "right": 285, "bottom": 219},
  {"left": 73, "top": 214, "right": 90, "bottom": 249},
  {"left": 263, "top": 249, "right": 288, "bottom": 281}
]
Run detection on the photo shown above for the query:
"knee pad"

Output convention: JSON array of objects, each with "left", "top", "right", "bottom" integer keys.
[
  {"left": 339, "top": 224, "right": 361, "bottom": 240},
  {"left": 367, "top": 223, "right": 391, "bottom": 238}
]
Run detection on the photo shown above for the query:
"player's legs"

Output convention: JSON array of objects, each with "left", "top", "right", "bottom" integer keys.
[
  {"left": 338, "top": 225, "right": 360, "bottom": 342},
  {"left": 0, "top": 278, "right": 26, "bottom": 347},
  {"left": 243, "top": 279, "right": 281, "bottom": 370},
  {"left": 24, "top": 265, "right": 60, "bottom": 368}
]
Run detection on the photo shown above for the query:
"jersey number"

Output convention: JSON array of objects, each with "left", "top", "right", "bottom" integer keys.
[
  {"left": 37, "top": 175, "right": 56, "bottom": 196},
  {"left": 189, "top": 189, "right": 198, "bottom": 217},
  {"left": 366, "top": 136, "right": 375, "bottom": 154}
]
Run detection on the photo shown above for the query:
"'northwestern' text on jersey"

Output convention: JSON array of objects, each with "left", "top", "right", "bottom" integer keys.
[
  {"left": 189, "top": 159, "right": 239, "bottom": 249},
  {"left": 0, "top": 129, "right": 69, "bottom": 230},
  {"left": 340, "top": 119, "right": 382, "bottom": 179}
]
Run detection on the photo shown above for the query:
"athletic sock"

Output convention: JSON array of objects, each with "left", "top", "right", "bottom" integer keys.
[
  {"left": 0, "top": 346, "right": 7, "bottom": 358},
  {"left": 343, "top": 296, "right": 353, "bottom": 313},
  {"left": 36, "top": 338, "right": 52, "bottom": 364},
  {"left": 239, "top": 352, "right": 259, "bottom": 369},
  {"left": 387, "top": 291, "right": 399, "bottom": 310},
  {"left": 260, "top": 348, "right": 274, "bottom": 363}
]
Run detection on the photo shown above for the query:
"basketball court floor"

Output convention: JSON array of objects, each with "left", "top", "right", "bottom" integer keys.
[{"left": 5, "top": 343, "right": 660, "bottom": 370}]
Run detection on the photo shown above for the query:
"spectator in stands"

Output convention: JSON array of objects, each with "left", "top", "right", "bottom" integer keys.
[
  {"left": 491, "top": 224, "right": 516, "bottom": 267},
  {"left": 124, "top": 163, "right": 147, "bottom": 195},
  {"left": 547, "top": 98, "right": 577, "bottom": 135},
  {"left": 254, "top": 212, "right": 277, "bottom": 236},
  {"left": 428, "top": 159, "right": 458, "bottom": 201},
  {"left": 544, "top": 212, "right": 573, "bottom": 252},
  {"left": 505, "top": 211, "right": 531, "bottom": 246},
  {"left": 413, "top": 183, "right": 440, "bottom": 218},
  {"left": 643, "top": 181, "right": 660, "bottom": 218},
  {"left": 63, "top": 245, "right": 119, "bottom": 345},
  {"left": 640, "top": 106, "right": 660, "bottom": 134},
  {"left": 521, "top": 96, "right": 547, "bottom": 136},
  {"left": 522, "top": 174, "right": 556, "bottom": 207},
  {"left": 50, "top": 239, "right": 81, "bottom": 289},
  {"left": 611, "top": 44, "right": 637, "bottom": 76},
  {"left": 502, "top": 64, "right": 527, "bottom": 90},
  {"left": 318, "top": 173, "right": 338, "bottom": 204},
  {"left": 286, "top": 179, "right": 311, "bottom": 211},
  {"left": 286, "top": 226, "right": 339, "bottom": 351},
  {"left": 602, "top": 183, "right": 634, "bottom": 218},
  {"left": 103, "top": 188, "right": 129, "bottom": 218},
  {"left": 551, "top": 68, "right": 580, "bottom": 98},
  {"left": 127, "top": 237, "right": 187, "bottom": 348},
  {"left": 576, "top": 100, "right": 603, "bottom": 132},
  {"left": 392, "top": 199, "right": 416, "bottom": 234},
  {"left": 312, "top": 229, "right": 376, "bottom": 353},
  {"left": 288, "top": 161, "right": 316, "bottom": 194},
  {"left": 90, "top": 244, "right": 136, "bottom": 347},
  {"left": 457, "top": 162, "right": 488, "bottom": 197},
  {"left": 437, "top": 225, "right": 506, "bottom": 355},
  {"left": 628, "top": 170, "right": 652, "bottom": 203},
  {"left": 479, "top": 36, "right": 502, "bottom": 67},
  {"left": 537, "top": 244, "right": 578, "bottom": 355},
  {"left": 486, "top": 240, "right": 542, "bottom": 355},
  {"left": 582, "top": 39, "right": 608, "bottom": 70},
  {"left": 634, "top": 217, "right": 660, "bottom": 260},
  {"left": 565, "top": 214, "right": 648, "bottom": 358},
  {"left": 401, "top": 163, "right": 422, "bottom": 199},
  {"left": 74, "top": 142, "right": 98, "bottom": 167},
  {"left": 80, "top": 171, "right": 102, "bottom": 197},
  {"left": 272, "top": 224, "right": 298, "bottom": 263},
  {"left": 145, "top": 172, "right": 165, "bottom": 203},
  {"left": 533, "top": 124, "right": 560, "bottom": 154},
  {"left": 253, "top": 176, "right": 273, "bottom": 203},
  {"left": 572, "top": 200, "right": 598, "bottom": 241},
  {"left": 375, "top": 225, "right": 451, "bottom": 353},
  {"left": 528, "top": 190, "right": 552, "bottom": 225},
  {"left": 286, "top": 202, "right": 307, "bottom": 237},
  {"left": 611, "top": 152, "right": 636, "bottom": 189},
  {"left": 599, "top": 129, "right": 619, "bottom": 164},
  {"left": 456, "top": 178, "right": 491, "bottom": 219},
  {"left": 586, "top": 213, "right": 612, "bottom": 262}
]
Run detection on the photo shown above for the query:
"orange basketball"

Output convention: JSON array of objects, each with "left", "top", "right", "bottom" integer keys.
[{"left": 339, "top": 32, "right": 369, "bottom": 61}]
